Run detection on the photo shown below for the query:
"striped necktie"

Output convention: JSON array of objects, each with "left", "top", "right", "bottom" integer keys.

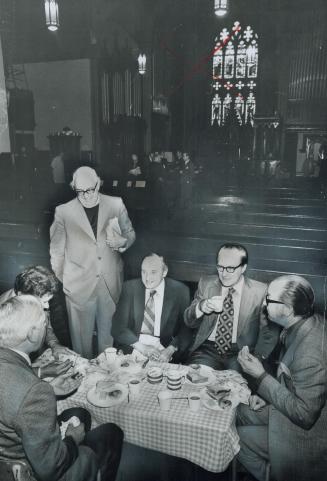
[
  {"left": 215, "top": 287, "right": 235, "bottom": 355},
  {"left": 141, "top": 290, "right": 156, "bottom": 335}
]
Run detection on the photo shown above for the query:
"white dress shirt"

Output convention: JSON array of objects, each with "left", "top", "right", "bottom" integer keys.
[
  {"left": 197, "top": 276, "right": 244, "bottom": 343},
  {"left": 139, "top": 279, "right": 165, "bottom": 348}
]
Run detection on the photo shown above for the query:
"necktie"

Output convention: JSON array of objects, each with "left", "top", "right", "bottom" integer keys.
[
  {"left": 141, "top": 290, "right": 156, "bottom": 335},
  {"left": 215, "top": 287, "right": 235, "bottom": 355}
]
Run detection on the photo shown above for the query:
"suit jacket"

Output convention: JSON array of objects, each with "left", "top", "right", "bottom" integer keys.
[
  {"left": 257, "top": 315, "right": 327, "bottom": 481},
  {"left": 50, "top": 194, "right": 135, "bottom": 305},
  {"left": 0, "top": 348, "right": 95, "bottom": 481},
  {"left": 111, "top": 278, "right": 193, "bottom": 356},
  {"left": 184, "top": 275, "right": 279, "bottom": 358}
]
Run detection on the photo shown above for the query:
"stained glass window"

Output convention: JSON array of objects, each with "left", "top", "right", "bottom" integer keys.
[{"left": 211, "top": 21, "right": 258, "bottom": 125}]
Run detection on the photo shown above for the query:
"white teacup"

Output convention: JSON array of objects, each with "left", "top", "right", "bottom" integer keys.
[
  {"left": 158, "top": 390, "right": 173, "bottom": 411},
  {"left": 166, "top": 369, "right": 185, "bottom": 390},
  {"left": 188, "top": 392, "right": 201, "bottom": 412},
  {"left": 128, "top": 378, "right": 141, "bottom": 397},
  {"left": 147, "top": 367, "right": 163, "bottom": 384},
  {"left": 104, "top": 347, "right": 117, "bottom": 364},
  {"left": 210, "top": 295, "right": 223, "bottom": 312}
]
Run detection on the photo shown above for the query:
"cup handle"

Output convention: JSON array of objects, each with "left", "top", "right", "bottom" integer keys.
[{"left": 181, "top": 375, "right": 185, "bottom": 384}]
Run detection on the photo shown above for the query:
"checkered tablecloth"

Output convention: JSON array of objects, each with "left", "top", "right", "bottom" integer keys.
[{"left": 58, "top": 365, "right": 240, "bottom": 472}]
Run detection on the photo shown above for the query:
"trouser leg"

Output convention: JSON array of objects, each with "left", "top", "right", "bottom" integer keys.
[
  {"left": 65, "top": 296, "right": 96, "bottom": 359},
  {"left": 236, "top": 404, "right": 269, "bottom": 481},
  {"left": 83, "top": 424, "right": 124, "bottom": 481},
  {"left": 95, "top": 278, "right": 116, "bottom": 354}
]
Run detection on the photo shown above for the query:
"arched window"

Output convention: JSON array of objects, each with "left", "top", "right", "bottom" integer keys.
[{"left": 211, "top": 21, "right": 258, "bottom": 126}]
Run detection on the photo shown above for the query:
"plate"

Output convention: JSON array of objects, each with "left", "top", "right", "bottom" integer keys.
[
  {"left": 86, "top": 383, "right": 128, "bottom": 408},
  {"left": 185, "top": 365, "right": 216, "bottom": 387},
  {"left": 200, "top": 388, "right": 231, "bottom": 411},
  {"left": 50, "top": 374, "right": 82, "bottom": 398}
]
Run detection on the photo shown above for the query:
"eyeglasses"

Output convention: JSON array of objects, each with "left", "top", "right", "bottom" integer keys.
[
  {"left": 217, "top": 263, "right": 242, "bottom": 274},
  {"left": 75, "top": 182, "right": 98, "bottom": 196},
  {"left": 265, "top": 296, "right": 284, "bottom": 305}
]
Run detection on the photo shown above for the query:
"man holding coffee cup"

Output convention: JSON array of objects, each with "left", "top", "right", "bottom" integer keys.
[
  {"left": 112, "top": 253, "right": 193, "bottom": 362},
  {"left": 184, "top": 243, "right": 279, "bottom": 371}
]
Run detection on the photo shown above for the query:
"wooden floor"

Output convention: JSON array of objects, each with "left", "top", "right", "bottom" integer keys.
[{"left": 0, "top": 172, "right": 326, "bottom": 312}]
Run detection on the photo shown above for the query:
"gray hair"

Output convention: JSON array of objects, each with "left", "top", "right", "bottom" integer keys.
[
  {"left": 0, "top": 295, "right": 45, "bottom": 348},
  {"left": 141, "top": 253, "right": 168, "bottom": 272},
  {"left": 271, "top": 275, "right": 315, "bottom": 318},
  {"left": 69, "top": 166, "right": 102, "bottom": 190}
]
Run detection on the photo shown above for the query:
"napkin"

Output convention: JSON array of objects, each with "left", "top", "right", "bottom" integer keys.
[{"left": 106, "top": 217, "right": 127, "bottom": 248}]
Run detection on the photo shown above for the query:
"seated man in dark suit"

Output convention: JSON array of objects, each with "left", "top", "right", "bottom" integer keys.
[
  {"left": 0, "top": 295, "right": 123, "bottom": 481},
  {"left": 237, "top": 275, "right": 327, "bottom": 481},
  {"left": 112, "top": 253, "right": 192, "bottom": 362},
  {"left": 184, "top": 243, "right": 279, "bottom": 371}
]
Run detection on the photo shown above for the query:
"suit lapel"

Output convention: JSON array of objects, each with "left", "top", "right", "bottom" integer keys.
[
  {"left": 134, "top": 281, "right": 146, "bottom": 334},
  {"left": 160, "top": 281, "right": 173, "bottom": 335},
  {"left": 97, "top": 194, "right": 108, "bottom": 240},
  {"left": 71, "top": 198, "right": 96, "bottom": 240},
  {"left": 237, "top": 277, "right": 252, "bottom": 337}
]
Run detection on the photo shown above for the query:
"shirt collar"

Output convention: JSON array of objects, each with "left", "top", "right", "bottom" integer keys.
[
  {"left": 146, "top": 279, "right": 165, "bottom": 297},
  {"left": 8, "top": 348, "right": 31, "bottom": 366},
  {"left": 222, "top": 275, "right": 244, "bottom": 295}
]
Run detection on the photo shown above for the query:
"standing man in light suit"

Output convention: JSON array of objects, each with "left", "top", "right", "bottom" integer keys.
[{"left": 50, "top": 166, "right": 136, "bottom": 359}]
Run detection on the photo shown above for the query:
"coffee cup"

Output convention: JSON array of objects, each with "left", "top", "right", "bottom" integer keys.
[
  {"left": 147, "top": 367, "right": 163, "bottom": 384},
  {"left": 104, "top": 347, "right": 117, "bottom": 364},
  {"left": 95, "top": 380, "right": 112, "bottom": 400},
  {"left": 129, "top": 378, "right": 141, "bottom": 397},
  {"left": 158, "top": 390, "right": 172, "bottom": 411},
  {"left": 188, "top": 392, "right": 201, "bottom": 412},
  {"left": 166, "top": 369, "right": 185, "bottom": 390},
  {"left": 210, "top": 296, "right": 223, "bottom": 312}
]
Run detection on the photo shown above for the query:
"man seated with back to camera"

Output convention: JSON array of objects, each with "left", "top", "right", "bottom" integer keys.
[
  {"left": 184, "top": 243, "right": 280, "bottom": 372},
  {"left": 0, "top": 265, "right": 73, "bottom": 379},
  {"left": 112, "top": 253, "right": 193, "bottom": 363},
  {"left": 0, "top": 295, "right": 123, "bottom": 481},
  {"left": 237, "top": 275, "right": 327, "bottom": 481}
]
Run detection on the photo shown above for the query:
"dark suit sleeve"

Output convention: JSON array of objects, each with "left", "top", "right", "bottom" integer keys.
[
  {"left": 111, "top": 283, "right": 139, "bottom": 347},
  {"left": 169, "top": 284, "right": 192, "bottom": 354},
  {"left": 14, "top": 381, "right": 78, "bottom": 481}
]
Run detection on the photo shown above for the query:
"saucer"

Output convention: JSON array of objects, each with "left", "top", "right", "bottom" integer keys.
[{"left": 86, "top": 383, "right": 128, "bottom": 408}]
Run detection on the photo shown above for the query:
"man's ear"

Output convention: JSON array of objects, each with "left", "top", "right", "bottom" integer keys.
[
  {"left": 162, "top": 267, "right": 168, "bottom": 278},
  {"left": 241, "top": 264, "right": 247, "bottom": 274},
  {"left": 26, "top": 326, "right": 39, "bottom": 344}
]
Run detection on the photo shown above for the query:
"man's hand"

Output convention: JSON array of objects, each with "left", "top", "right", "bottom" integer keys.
[
  {"left": 238, "top": 347, "right": 265, "bottom": 379},
  {"left": 65, "top": 422, "right": 85, "bottom": 444},
  {"left": 199, "top": 297, "right": 222, "bottom": 315},
  {"left": 106, "top": 232, "right": 127, "bottom": 251},
  {"left": 40, "top": 359, "right": 73, "bottom": 378},
  {"left": 134, "top": 342, "right": 161, "bottom": 360},
  {"left": 51, "top": 344, "right": 74, "bottom": 361},
  {"left": 249, "top": 394, "right": 266, "bottom": 411},
  {"left": 158, "top": 345, "right": 176, "bottom": 363}
]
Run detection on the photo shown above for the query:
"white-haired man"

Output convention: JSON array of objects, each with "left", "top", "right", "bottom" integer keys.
[
  {"left": 50, "top": 166, "right": 136, "bottom": 358},
  {"left": 0, "top": 295, "right": 123, "bottom": 481}
]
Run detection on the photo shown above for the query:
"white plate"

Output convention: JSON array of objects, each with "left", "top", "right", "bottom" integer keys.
[
  {"left": 200, "top": 388, "right": 231, "bottom": 411},
  {"left": 185, "top": 365, "right": 216, "bottom": 387},
  {"left": 86, "top": 383, "right": 128, "bottom": 408}
]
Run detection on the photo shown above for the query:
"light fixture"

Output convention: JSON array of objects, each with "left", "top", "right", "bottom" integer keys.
[
  {"left": 214, "top": 0, "right": 228, "bottom": 16},
  {"left": 44, "top": 0, "right": 59, "bottom": 32},
  {"left": 138, "top": 54, "right": 146, "bottom": 75}
]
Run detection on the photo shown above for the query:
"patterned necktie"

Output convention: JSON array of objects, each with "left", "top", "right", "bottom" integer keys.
[
  {"left": 141, "top": 290, "right": 156, "bottom": 335},
  {"left": 215, "top": 287, "right": 235, "bottom": 355}
]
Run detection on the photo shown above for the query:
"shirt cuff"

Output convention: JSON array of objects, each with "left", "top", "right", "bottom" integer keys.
[{"left": 195, "top": 302, "right": 204, "bottom": 318}]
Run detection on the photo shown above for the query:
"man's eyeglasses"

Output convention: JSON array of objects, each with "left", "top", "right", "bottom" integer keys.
[
  {"left": 75, "top": 182, "right": 98, "bottom": 196},
  {"left": 217, "top": 263, "right": 242, "bottom": 274},
  {"left": 265, "top": 296, "right": 284, "bottom": 305}
]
